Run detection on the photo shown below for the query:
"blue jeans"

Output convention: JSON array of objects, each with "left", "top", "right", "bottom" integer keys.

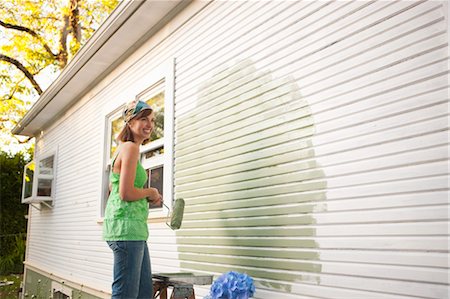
[{"left": 107, "top": 241, "right": 152, "bottom": 299}]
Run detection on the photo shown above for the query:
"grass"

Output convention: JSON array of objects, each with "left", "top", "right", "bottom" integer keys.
[{"left": 0, "top": 274, "right": 23, "bottom": 299}]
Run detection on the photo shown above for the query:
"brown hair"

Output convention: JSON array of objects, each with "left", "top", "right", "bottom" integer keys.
[{"left": 116, "top": 109, "right": 153, "bottom": 143}]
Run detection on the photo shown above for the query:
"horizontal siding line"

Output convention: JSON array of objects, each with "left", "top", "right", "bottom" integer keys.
[
  {"left": 177, "top": 165, "right": 448, "bottom": 199},
  {"left": 304, "top": 67, "right": 449, "bottom": 113},
  {"left": 177, "top": 40, "right": 446, "bottom": 125},
  {"left": 175, "top": 82, "right": 306, "bottom": 148},
  {"left": 33, "top": 236, "right": 106, "bottom": 243},
  {"left": 177, "top": 220, "right": 450, "bottom": 230},
  {"left": 178, "top": 0, "right": 431, "bottom": 111},
  {"left": 292, "top": 16, "right": 446, "bottom": 90},
  {"left": 175, "top": 130, "right": 447, "bottom": 181},
  {"left": 176, "top": 122, "right": 447, "bottom": 177},
  {"left": 183, "top": 202, "right": 450, "bottom": 218},
  {"left": 304, "top": 141, "right": 448, "bottom": 172},
  {"left": 301, "top": 31, "right": 446, "bottom": 89},
  {"left": 179, "top": 233, "right": 449, "bottom": 239},
  {"left": 177, "top": 66, "right": 447, "bottom": 140},
  {"left": 313, "top": 124, "right": 448, "bottom": 155},
  {"left": 176, "top": 40, "right": 446, "bottom": 133},
  {"left": 175, "top": 111, "right": 448, "bottom": 169},
  {"left": 177, "top": 62, "right": 447, "bottom": 145},
  {"left": 181, "top": 117, "right": 447, "bottom": 172},
  {"left": 177, "top": 0, "right": 293, "bottom": 74},
  {"left": 171, "top": 0, "right": 246, "bottom": 60},
  {"left": 177, "top": 250, "right": 447, "bottom": 270},
  {"left": 179, "top": 260, "right": 448, "bottom": 298},
  {"left": 179, "top": 207, "right": 449, "bottom": 227},
  {"left": 175, "top": 0, "right": 397, "bottom": 97},
  {"left": 176, "top": 74, "right": 302, "bottom": 142},
  {"left": 303, "top": 55, "right": 449, "bottom": 104},
  {"left": 27, "top": 240, "right": 108, "bottom": 251},
  {"left": 324, "top": 172, "right": 448, "bottom": 190},
  {"left": 176, "top": 77, "right": 448, "bottom": 149},
  {"left": 208, "top": 273, "right": 415, "bottom": 299},
  {"left": 177, "top": 245, "right": 450, "bottom": 255},
  {"left": 294, "top": 8, "right": 445, "bottom": 82},
  {"left": 183, "top": 189, "right": 447, "bottom": 212},
  {"left": 29, "top": 227, "right": 100, "bottom": 234},
  {"left": 179, "top": 251, "right": 448, "bottom": 271},
  {"left": 315, "top": 93, "right": 448, "bottom": 135},
  {"left": 181, "top": 191, "right": 448, "bottom": 219},
  {"left": 292, "top": 37, "right": 447, "bottom": 105},
  {"left": 176, "top": 82, "right": 447, "bottom": 155},
  {"left": 180, "top": 178, "right": 448, "bottom": 207},
  {"left": 29, "top": 236, "right": 106, "bottom": 244},
  {"left": 27, "top": 262, "right": 111, "bottom": 284},
  {"left": 182, "top": 188, "right": 450, "bottom": 210},
  {"left": 175, "top": 0, "right": 336, "bottom": 90},
  {"left": 177, "top": 80, "right": 446, "bottom": 145},
  {"left": 176, "top": 148, "right": 448, "bottom": 191},
  {"left": 179, "top": 218, "right": 450, "bottom": 230},
  {"left": 31, "top": 210, "right": 98, "bottom": 218},
  {"left": 27, "top": 252, "right": 111, "bottom": 272},
  {"left": 177, "top": 244, "right": 448, "bottom": 254},
  {"left": 185, "top": 200, "right": 449, "bottom": 220},
  {"left": 313, "top": 86, "right": 447, "bottom": 129},
  {"left": 175, "top": 0, "right": 283, "bottom": 74},
  {"left": 179, "top": 213, "right": 449, "bottom": 229},
  {"left": 318, "top": 157, "right": 448, "bottom": 180}
]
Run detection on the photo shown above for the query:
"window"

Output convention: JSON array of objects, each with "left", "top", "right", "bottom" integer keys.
[
  {"left": 101, "top": 60, "right": 174, "bottom": 219},
  {"left": 139, "top": 82, "right": 165, "bottom": 210},
  {"left": 51, "top": 282, "right": 72, "bottom": 299},
  {"left": 22, "top": 152, "right": 57, "bottom": 206}
]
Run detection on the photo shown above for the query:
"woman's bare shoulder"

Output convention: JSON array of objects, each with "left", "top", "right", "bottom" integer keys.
[{"left": 119, "top": 141, "right": 139, "bottom": 158}]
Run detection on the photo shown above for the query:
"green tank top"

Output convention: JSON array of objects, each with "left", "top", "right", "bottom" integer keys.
[{"left": 103, "top": 154, "right": 149, "bottom": 241}]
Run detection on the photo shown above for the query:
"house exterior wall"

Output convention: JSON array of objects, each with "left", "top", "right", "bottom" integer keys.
[{"left": 24, "top": 1, "right": 449, "bottom": 298}]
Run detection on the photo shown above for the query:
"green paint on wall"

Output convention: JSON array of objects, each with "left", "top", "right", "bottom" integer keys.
[
  {"left": 181, "top": 214, "right": 317, "bottom": 229},
  {"left": 178, "top": 246, "right": 320, "bottom": 260},
  {"left": 185, "top": 191, "right": 327, "bottom": 213},
  {"left": 179, "top": 253, "right": 322, "bottom": 272},
  {"left": 177, "top": 237, "right": 318, "bottom": 248},
  {"left": 177, "top": 227, "right": 317, "bottom": 237},
  {"left": 175, "top": 59, "right": 326, "bottom": 293}
]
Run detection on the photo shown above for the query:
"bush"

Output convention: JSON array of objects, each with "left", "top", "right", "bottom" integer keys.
[{"left": 0, "top": 151, "right": 29, "bottom": 275}]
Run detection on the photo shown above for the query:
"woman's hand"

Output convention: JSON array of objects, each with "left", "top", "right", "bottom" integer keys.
[{"left": 147, "top": 188, "right": 163, "bottom": 207}]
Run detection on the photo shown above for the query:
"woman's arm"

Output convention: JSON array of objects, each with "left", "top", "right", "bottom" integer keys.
[{"left": 118, "top": 142, "right": 160, "bottom": 202}]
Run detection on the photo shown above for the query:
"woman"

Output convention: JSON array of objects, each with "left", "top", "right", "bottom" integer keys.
[{"left": 103, "top": 99, "right": 163, "bottom": 299}]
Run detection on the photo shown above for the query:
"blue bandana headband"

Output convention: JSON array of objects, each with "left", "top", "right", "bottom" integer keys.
[{"left": 123, "top": 100, "right": 152, "bottom": 123}]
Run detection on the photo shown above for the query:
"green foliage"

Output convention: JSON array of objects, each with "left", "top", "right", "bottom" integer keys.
[
  {"left": 0, "top": 150, "right": 30, "bottom": 275},
  {"left": 0, "top": 0, "right": 119, "bottom": 155},
  {"left": 0, "top": 273, "right": 23, "bottom": 299}
]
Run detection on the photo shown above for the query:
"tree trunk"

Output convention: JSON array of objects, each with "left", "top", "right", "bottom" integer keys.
[
  {"left": 59, "top": 15, "right": 69, "bottom": 69},
  {"left": 70, "top": 0, "right": 81, "bottom": 42}
]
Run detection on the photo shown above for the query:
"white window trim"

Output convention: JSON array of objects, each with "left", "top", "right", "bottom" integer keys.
[
  {"left": 22, "top": 148, "right": 58, "bottom": 208},
  {"left": 51, "top": 281, "right": 72, "bottom": 299},
  {"left": 98, "top": 58, "right": 175, "bottom": 222}
]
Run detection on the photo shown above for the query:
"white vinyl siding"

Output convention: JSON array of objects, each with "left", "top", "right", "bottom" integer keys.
[{"left": 26, "top": 1, "right": 448, "bottom": 298}]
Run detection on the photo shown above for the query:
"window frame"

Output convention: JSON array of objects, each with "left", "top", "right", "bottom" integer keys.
[
  {"left": 99, "top": 59, "right": 174, "bottom": 221},
  {"left": 22, "top": 149, "right": 58, "bottom": 205},
  {"left": 51, "top": 281, "right": 72, "bottom": 299}
]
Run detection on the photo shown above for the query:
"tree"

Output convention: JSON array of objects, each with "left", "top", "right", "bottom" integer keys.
[
  {"left": 0, "top": 150, "right": 30, "bottom": 274},
  {"left": 0, "top": 0, "right": 119, "bottom": 154}
]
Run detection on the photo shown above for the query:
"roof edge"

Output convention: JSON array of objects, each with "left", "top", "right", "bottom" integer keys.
[{"left": 11, "top": 0, "right": 144, "bottom": 136}]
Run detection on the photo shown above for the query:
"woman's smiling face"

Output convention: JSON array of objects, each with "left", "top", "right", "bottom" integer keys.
[{"left": 128, "top": 111, "right": 155, "bottom": 141}]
